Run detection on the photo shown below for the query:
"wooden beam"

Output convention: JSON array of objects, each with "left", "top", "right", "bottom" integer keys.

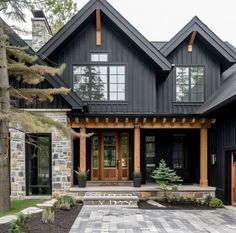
[
  {"left": 135, "top": 118, "right": 139, "bottom": 124},
  {"left": 105, "top": 118, "right": 109, "bottom": 123},
  {"left": 115, "top": 117, "right": 119, "bottom": 123},
  {"left": 75, "top": 117, "right": 79, "bottom": 124},
  {"left": 162, "top": 118, "right": 166, "bottom": 124},
  {"left": 190, "top": 118, "right": 196, "bottom": 124},
  {"left": 153, "top": 118, "right": 157, "bottom": 123},
  {"left": 200, "top": 126, "right": 208, "bottom": 187},
  {"left": 85, "top": 118, "right": 89, "bottom": 123},
  {"left": 172, "top": 118, "right": 176, "bottom": 124},
  {"left": 200, "top": 118, "right": 206, "bottom": 124},
  {"left": 96, "top": 9, "right": 101, "bottom": 46},
  {"left": 95, "top": 117, "right": 99, "bottom": 124},
  {"left": 134, "top": 125, "right": 140, "bottom": 173},
  {"left": 188, "top": 31, "right": 197, "bottom": 52},
  {"left": 125, "top": 118, "right": 129, "bottom": 123},
  {"left": 181, "top": 118, "right": 186, "bottom": 124},
  {"left": 80, "top": 126, "right": 86, "bottom": 173},
  {"left": 143, "top": 118, "right": 147, "bottom": 124}
]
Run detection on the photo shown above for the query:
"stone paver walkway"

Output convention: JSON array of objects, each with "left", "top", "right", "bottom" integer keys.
[{"left": 70, "top": 206, "right": 236, "bottom": 233}]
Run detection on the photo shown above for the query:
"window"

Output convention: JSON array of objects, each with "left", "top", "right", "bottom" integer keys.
[
  {"left": 26, "top": 134, "right": 51, "bottom": 195},
  {"left": 172, "top": 136, "right": 186, "bottom": 169},
  {"left": 73, "top": 65, "right": 126, "bottom": 101},
  {"left": 145, "top": 135, "right": 155, "bottom": 182},
  {"left": 91, "top": 53, "right": 108, "bottom": 62},
  {"left": 176, "top": 67, "right": 204, "bottom": 102}
]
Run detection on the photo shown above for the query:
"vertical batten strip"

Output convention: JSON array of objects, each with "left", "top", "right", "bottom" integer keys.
[{"left": 96, "top": 9, "right": 101, "bottom": 46}]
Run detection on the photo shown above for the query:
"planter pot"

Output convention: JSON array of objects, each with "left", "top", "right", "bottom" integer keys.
[
  {"left": 133, "top": 177, "right": 141, "bottom": 187},
  {"left": 78, "top": 178, "right": 86, "bottom": 188}
]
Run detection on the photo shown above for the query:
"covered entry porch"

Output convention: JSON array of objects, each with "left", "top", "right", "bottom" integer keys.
[{"left": 71, "top": 117, "right": 215, "bottom": 187}]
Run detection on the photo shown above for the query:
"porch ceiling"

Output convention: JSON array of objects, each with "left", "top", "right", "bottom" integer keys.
[{"left": 70, "top": 117, "right": 216, "bottom": 129}]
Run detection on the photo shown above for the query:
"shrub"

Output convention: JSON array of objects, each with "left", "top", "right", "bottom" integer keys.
[
  {"left": 42, "top": 207, "right": 55, "bottom": 224},
  {"left": 208, "top": 197, "right": 224, "bottom": 208},
  {"left": 204, "top": 195, "right": 213, "bottom": 205},
  {"left": 56, "top": 195, "right": 75, "bottom": 210},
  {"left": 151, "top": 159, "right": 182, "bottom": 193},
  {"left": 10, "top": 213, "right": 29, "bottom": 233}
]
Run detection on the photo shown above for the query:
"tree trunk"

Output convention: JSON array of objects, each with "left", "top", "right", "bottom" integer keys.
[{"left": 0, "top": 19, "right": 10, "bottom": 212}]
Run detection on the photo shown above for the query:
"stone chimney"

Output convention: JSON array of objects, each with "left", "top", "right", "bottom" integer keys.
[{"left": 31, "top": 10, "right": 53, "bottom": 51}]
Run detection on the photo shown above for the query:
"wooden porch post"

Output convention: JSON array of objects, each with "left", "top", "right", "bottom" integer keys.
[
  {"left": 80, "top": 126, "right": 86, "bottom": 173},
  {"left": 134, "top": 125, "right": 140, "bottom": 172},
  {"left": 200, "top": 126, "right": 208, "bottom": 187}
]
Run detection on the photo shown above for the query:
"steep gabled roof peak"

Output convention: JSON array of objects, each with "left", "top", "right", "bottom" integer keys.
[
  {"left": 161, "top": 16, "right": 236, "bottom": 63},
  {"left": 38, "top": 0, "right": 171, "bottom": 71}
]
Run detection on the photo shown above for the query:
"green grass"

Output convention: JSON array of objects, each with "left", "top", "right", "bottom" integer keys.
[{"left": 0, "top": 199, "right": 45, "bottom": 217}]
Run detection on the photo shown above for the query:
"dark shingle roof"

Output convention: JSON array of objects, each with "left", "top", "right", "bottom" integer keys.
[
  {"left": 151, "top": 41, "right": 167, "bottom": 50},
  {"left": 197, "top": 71, "right": 236, "bottom": 114}
]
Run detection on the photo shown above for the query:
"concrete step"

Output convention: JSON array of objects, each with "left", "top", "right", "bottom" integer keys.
[
  {"left": 82, "top": 192, "right": 138, "bottom": 207},
  {"left": 86, "top": 181, "right": 133, "bottom": 187}
]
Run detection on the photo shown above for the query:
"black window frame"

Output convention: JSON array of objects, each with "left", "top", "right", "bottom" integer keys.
[
  {"left": 73, "top": 64, "right": 126, "bottom": 101},
  {"left": 174, "top": 66, "right": 205, "bottom": 103},
  {"left": 25, "top": 133, "right": 52, "bottom": 196}
]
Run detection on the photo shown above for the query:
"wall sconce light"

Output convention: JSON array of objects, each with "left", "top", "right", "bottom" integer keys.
[{"left": 211, "top": 153, "right": 216, "bottom": 165}]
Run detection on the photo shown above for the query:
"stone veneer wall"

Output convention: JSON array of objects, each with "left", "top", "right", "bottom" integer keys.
[{"left": 10, "top": 111, "right": 72, "bottom": 197}]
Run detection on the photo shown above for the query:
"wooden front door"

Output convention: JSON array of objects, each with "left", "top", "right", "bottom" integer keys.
[
  {"left": 91, "top": 133, "right": 129, "bottom": 181},
  {"left": 232, "top": 152, "right": 236, "bottom": 206}
]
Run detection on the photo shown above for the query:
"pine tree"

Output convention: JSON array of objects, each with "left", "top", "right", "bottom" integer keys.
[
  {"left": 0, "top": 0, "right": 83, "bottom": 212},
  {"left": 44, "top": 0, "right": 77, "bottom": 34},
  {"left": 151, "top": 159, "right": 183, "bottom": 193}
]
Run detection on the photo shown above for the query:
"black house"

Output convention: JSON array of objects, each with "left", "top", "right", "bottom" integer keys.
[{"left": 8, "top": 0, "right": 236, "bottom": 205}]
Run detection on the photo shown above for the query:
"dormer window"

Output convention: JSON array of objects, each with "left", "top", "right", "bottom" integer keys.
[
  {"left": 91, "top": 53, "right": 108, "bottom": 62},
  {"left": 175, "top": 67, "right": 204, "bottom": 102}
]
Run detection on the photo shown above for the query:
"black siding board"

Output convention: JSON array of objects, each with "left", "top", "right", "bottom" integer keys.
[
  {"left": 209, "top": 102, "right": 236, "bottom": 203},
  {"left": 49, "top": 16, "right": 157, "bottom": 114},
  {"left": 156, "top": 38, "right": 221, "bottom": 114}
]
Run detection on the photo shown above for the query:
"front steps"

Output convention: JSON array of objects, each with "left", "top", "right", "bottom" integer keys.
[
  {"left": 82, "top": 192, "right": 138, "bottom": 207},
  {"left": 86, "top": 181, "right": 133, "bottom": 186}
]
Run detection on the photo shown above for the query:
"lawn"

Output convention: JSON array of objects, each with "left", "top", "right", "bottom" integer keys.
[{"left": 0, "top": 199, "right": 45, "bottom": 217}]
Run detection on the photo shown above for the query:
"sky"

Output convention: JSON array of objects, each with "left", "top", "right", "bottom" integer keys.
[{"left": 2, "top": 0, "right": 236, "bottom": 46}]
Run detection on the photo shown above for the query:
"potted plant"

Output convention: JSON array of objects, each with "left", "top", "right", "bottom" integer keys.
[
  {"left": 133, "top": 171, "right": 142, "bottom": 187},
  {"left": 74, "top": 167, "right": 89, "bottom": 188}
]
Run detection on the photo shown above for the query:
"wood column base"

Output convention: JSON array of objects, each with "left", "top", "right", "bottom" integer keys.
[{"left": 200, "top": 179, "right": 208, "bottom": 187}]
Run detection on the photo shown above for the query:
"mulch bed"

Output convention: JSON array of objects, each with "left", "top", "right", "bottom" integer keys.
[
  {"left": 0, "top": 204, "right": 82, "bottom": 233},
  {"left": 138, "top": 201, "right": 214, "bottom": 210}
]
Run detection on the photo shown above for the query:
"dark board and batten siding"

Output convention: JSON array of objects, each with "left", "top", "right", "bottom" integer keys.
[
  {"left": 156, "top": 37, "right": 221, "bottom": 114},
  {"left": 49, "top": 14, "right": 157, "bottom": 114},
  {"left": 208, "top": 102, "right": 236, "bottom": 203}
]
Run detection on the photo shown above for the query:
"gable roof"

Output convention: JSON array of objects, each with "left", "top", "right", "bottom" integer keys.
[
  {"left": 197, "top": 71, "right": 236, "bottom": 114},
  {"left": 38, "top": 0, "right": 172, "bottom": 71},
  {"left": 4, "top": 20, "right": 84, "bottom": 111},
  {"left": 160, "top": 16, "right": 236, "bottom": 64}
]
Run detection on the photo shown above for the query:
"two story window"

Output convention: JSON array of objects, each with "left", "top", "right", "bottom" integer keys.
[
  {"left": 73, "top": 53, "right": 126, "bottom": 101},
  {"left": 175, "top": 67, "right": 204, "bottom": 102}
]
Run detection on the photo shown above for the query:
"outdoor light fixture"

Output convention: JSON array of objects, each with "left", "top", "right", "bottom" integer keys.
[{"left": 211, "top": 153, "right": 216, "bottom": 165}]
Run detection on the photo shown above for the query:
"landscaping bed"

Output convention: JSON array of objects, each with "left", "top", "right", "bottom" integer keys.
[
  {"left": 138, "top": 196, "right": 224, "bottom": 210},
  {"left": 138, "top": 200, "right": 214, "bottom": 210},
  {"left": 0, "top": 204, "right": 82, "bottom": 233}
]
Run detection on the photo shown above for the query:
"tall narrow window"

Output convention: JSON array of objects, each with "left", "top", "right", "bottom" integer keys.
[
  {"left": 145, "top": 135, "right": 155, "bottom": 182},
  {"left": 26, "top": 134, "right": 51, "bottom": 195},
  {"left": 172, "top": 135, "right": 186, "bottom": 169},
  {"left": 109, "top": 66, "right": 125, "bottom": 100},
  {"left": 176, "top": 67, "right": 204, "bottom": 102}
]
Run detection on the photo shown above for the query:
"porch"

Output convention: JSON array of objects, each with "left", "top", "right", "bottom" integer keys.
[
  {"left": 70, "top": 116, "right": 215, "bottom": 187},
  {"left": 69, "top": 183, "right": 216, "bottom": 199}
]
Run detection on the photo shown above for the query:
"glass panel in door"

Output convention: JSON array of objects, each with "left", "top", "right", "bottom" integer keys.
[{"left": 103, "top": 135, "right": 118, "bottom": 180}]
